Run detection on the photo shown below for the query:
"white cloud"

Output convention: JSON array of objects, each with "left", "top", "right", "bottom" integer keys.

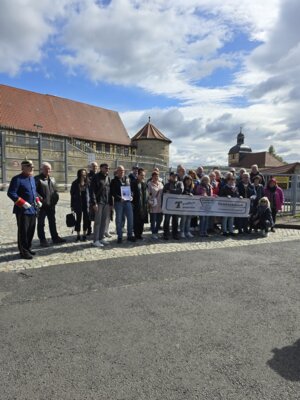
[
  {"left": 1, "top": 0, "right": 299, "bottom": 165},
  {"left": 0, "top": 0, "right": 71, "bottom": 75}
]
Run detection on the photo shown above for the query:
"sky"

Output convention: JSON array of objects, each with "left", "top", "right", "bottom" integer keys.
[{"left": 0, "top": 0, "right": 300, "bottom": 168}]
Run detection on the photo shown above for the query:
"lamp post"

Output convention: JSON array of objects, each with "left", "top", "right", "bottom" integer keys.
[{"left": 33, "top": 123, "right": 43, "bottom": 166}]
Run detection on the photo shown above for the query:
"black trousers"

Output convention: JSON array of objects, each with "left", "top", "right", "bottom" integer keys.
[
  {"left": 16, "top": 213, "right": 36, "bottom": 256},
  {"left": 37, "top": 206, "right": 59, "bottom": 241},
  {"left": 75, "top": 210, "right": 90, "bottom": 232},
  {"left": 271, "top": 208, "right": 277, "bottom": 224},
  {"left": 133, "top": 211, "right": 145, "bottom": 239},
  {"left": 163, "top": 214, "right": 178, "bottom": 237}
]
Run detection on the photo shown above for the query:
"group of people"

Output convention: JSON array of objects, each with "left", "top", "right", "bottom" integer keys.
[
  {"left": 7, "top": 160, "right": 284, "bottom": 260},
  {"left": 71, "top": 162, "right": 284, "bottom": 246}
]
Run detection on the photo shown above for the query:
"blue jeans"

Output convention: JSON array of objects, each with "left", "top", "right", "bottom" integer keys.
[
  {"left": 150, "top": 213, "right": 162, "bottom": 234},
  {"left": 180, "top": 216, "right": 191, "bottom": 235},
  {"left": 114, "top": 201, "right": 133, "bottom": 239},
  {"left": 222, "top": 217, "right": 234, "bottom": 233},
  {"left": 199, "top": 216, "right": 209, "bottom": 235}
]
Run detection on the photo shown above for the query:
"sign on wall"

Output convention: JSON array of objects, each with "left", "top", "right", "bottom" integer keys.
[
  {"left": 162, "top": 194, "right": 251, "bottom": 217},
  {"left": 87, "top": 153, "right": 96, "bottom": 165}
]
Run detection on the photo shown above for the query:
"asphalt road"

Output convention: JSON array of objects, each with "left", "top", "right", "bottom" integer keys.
[{"left": 1, "top": 240, "right": 300, "bottom": 400}]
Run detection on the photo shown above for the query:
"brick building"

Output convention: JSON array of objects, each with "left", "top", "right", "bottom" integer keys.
[{"left": 0, "top": 85, "right": 171, "bottom": 187}]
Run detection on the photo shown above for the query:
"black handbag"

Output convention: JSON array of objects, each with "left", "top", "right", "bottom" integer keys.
[{"left": 66, "top": 212, "right": 76, "bottom": 228}]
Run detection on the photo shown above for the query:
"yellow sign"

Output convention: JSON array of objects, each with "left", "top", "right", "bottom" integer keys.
[{"left": 275, "top": 176, "right": 289, "bottom": 189}]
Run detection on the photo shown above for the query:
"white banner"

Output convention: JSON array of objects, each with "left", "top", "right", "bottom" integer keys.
[{"left": 162, "top": 194, "right": 250, "bottom": 217}]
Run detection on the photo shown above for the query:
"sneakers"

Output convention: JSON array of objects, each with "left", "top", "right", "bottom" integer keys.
[
  {"left": 186, "top": 232, "right": 194, "bottom": 238},
  {"left": 28, "top": 249, "right": 36, "bottom": 255},
  {"left": 40, "top": 240, "right": 50, "bottom": 247},
  {"left": 151, "top": 234, "right": 159, "bottom": 240},
  {"left": 93, "top": 240, "right": 104, "bottom": 247},
  {"left": 100, "top": 239, "right": 110, "bottom": 245},
  {"left": 53, "top": 237, "right": 66, "bottom": 244},
  {"left": 180, "top": 232, "right": 186, "bottom": 239},
  {"left": 104, "top": 233, "right": 113, "bottom": 238},
  {"left": 127, "top": 236, "right": 136, "bottom": 242}
]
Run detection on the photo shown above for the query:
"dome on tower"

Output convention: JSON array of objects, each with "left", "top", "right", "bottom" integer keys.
[{"left": 228, "top": 128, "right": 252, "bottom": 154}]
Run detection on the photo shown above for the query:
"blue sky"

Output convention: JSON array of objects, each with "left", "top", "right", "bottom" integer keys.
[{"left": 0, "top": 0, "right": 299, "bottom": 167}]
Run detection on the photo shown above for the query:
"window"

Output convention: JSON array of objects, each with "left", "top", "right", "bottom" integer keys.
[
  {"left": 16, "top": 132, "right": 26, "bottom": 146},
  {"left": 96, "top": 142, "right": 103, "bottom": 152},
  {"left": 105, "top": 144, "right": 110, "bottom": 153},
  {"left": 124, "top": 147, "right": 129, "bottom": 156}
]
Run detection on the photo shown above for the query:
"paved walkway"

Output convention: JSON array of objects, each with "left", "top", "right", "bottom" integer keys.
[{"left": 1, "top": 192, "right": 300, "bottom": 273}]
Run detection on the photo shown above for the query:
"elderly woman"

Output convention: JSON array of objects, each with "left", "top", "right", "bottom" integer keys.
[{"left": 147, "top": 171, "right": 164, "bottom": 239}]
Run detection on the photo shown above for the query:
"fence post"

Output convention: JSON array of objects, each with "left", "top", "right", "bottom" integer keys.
[
  {"left": 291, "top": 174, "right": 297, "bottom": 216},
  {"left": 64, "top": 138, "right": 68, "bottom": 190},
  {"left": 1, "top": 131, "right": 7, "bottom": 188}
]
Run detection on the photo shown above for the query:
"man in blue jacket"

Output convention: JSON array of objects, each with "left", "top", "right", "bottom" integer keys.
[{"left": 7, "top": 160, "right": 42, "bottom": 259}]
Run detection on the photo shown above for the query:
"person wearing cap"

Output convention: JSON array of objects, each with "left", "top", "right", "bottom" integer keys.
[
  {"left": 264, "top": 178, "right": 284, "bottom": 231},
  {"left": 162, "top": 172, "right": 183, "bottom": 240},
  {"left": 7, "top": 160, "right": 42, "bottom": 259},
  {"left": 35, "top": 162, "right": 66, "bottom": 247},
  {"left": 90, "top": 163, "right": 111, "bottom": 247}
]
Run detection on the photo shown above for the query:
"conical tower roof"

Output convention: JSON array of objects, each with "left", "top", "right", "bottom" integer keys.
[{"left": 131, "top": 117, "right": 172, "bottom": 143}]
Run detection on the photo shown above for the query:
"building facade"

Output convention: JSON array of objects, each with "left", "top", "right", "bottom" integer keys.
[{"left": 0, "top": 85, "right": 171, "bottom": 187}]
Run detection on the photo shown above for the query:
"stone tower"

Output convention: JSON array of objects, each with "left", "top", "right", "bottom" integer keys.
[{"left": 131, "top": 118, "right": 171, "bottom": 170}]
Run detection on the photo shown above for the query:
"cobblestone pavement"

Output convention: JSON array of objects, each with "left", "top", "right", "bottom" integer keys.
[{"left": 1, "top": 192, "right": 300, "bottom": 273}]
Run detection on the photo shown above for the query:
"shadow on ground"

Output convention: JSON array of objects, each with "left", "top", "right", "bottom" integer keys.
[{"left": 267, "top": 339, "right": 300, "bottom": 381}]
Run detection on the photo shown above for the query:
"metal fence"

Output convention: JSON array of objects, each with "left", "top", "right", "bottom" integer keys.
[{"left": 0, "top": 131, "right": 169, "bottom": 190}]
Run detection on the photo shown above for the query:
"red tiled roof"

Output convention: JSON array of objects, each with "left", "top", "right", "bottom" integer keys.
[
  {"left": 261, "top": 162, "right": 300, "bottom": 174},
  {"left": 0, "top": 84, "right": 131, "bottom": 145},
  {"left": 238, "top": 152, "right": 284, "bottom": 168},
  {"left": 131, "top": 121, "right": 172, "bottom": 143}
]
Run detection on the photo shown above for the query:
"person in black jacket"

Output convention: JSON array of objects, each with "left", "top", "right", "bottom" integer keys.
[
  {"left": 219, "top": 176, "right": 239, "bottom": 236},
  {"left": 251, "top": 197, "right": 274, "bottom": 237},
  {"left": 236, "top": 172, "right": 256, "bottom": 234},
  {"left": 35, "top": 162, "right": 66, "bottom": 247},
  {"left": 87, "top": 162, "right": 98, "bottom": 235},
  {"left": 250, "top": 164, "right": 265, "bottom": 186},
  {"left": 70, "top": 169, "right": 90, "bottom": 241},
  {"left": 110, "top": 165, "right": 135, "bottom": 244},
  {"left": 90, "top": 163, "right": 111, "bottom": 247},
  {"left": 163, "top": 172, "right": 183, "bottom": 240},
  {"left": 131, "top": 168, "right": 148, "bottom": 240}
]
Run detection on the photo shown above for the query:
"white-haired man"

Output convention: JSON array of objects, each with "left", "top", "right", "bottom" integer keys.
[{"left": 35, "top": 162, "right": 66, "bottom": 246}]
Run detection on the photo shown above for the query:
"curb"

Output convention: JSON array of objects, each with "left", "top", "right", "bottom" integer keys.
[{"left": 275, "top": 223, "right": 300, "bottom": 230}]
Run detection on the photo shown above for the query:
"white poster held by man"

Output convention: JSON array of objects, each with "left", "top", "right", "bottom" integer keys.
[
  {"left": 121, "top": 186, "right": 131, "bottom": 201},
  {"left": 162, "top": 194, "right": 251, "bottom": 217}
]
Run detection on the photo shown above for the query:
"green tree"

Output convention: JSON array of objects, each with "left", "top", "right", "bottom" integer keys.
[{"left": 268, "top": 145, "right": 286, "bottom": 164}]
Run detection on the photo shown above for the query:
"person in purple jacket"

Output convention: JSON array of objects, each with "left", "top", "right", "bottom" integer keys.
[{"left": 264, "top": 178, "right": 284, "bottom": 231}]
